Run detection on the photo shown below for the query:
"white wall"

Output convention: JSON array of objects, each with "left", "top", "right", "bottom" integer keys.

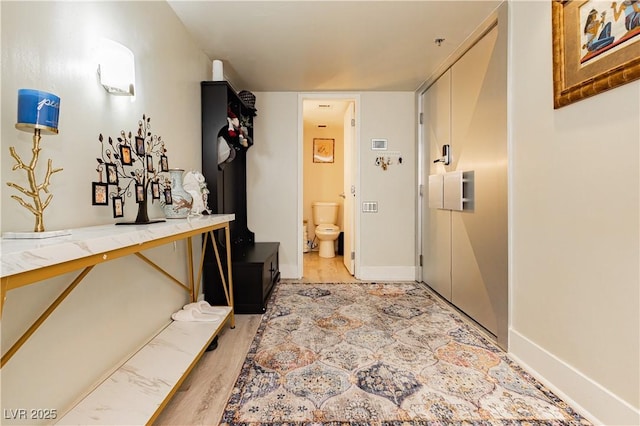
[
  {"left": 1, "top": 2, "right": 210, "bottom": 422},
  {"left": 249, "top": 92, "right": 416, "bottom": 280},
  {"left": 509, "top": 2, "right": 640, "bottom": 425},
  {"left": 246, "top": 92, "right": 300, "bottom": 278},
  {"left": 358, "top": 92, "right": 416, "bottom": 280}
]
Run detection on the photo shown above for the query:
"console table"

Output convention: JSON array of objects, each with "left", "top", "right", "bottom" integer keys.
[
  {"left": 1, "top": 215, "right": 235, "bottom": 424},
  {"left": 1, "top": 214, "right": 235, "bottom": 364}
]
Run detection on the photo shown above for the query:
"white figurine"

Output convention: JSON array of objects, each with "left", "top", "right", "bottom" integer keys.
[{"left": 182, "top": 170, "right": 210, "bottom": 214}]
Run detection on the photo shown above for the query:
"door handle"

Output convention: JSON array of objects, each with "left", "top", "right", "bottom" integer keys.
[
  {"left": 433, "top": 144, "right": 451, "bottom": 165},
  {"left": 339, "top": 193, "right": 346, "bottom": 198}
]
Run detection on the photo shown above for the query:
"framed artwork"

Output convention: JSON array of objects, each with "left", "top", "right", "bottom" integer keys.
[
  {"left": 135, "top": 136, "right": 145, "bottom": 156},
  {"left": 112, "top": 196, "right": 124, "bottom": 218},
  {"left": 313, "top": 138, "right": 335, "bottom": 163},
  {"left": 146, "top": 154, "right": 154, "bottom": 172},
  {"left": 160, "top": 155, "right": 169, "bottom": 172},
  {"left": 552, "top": 0, "right": 640, "bottom": 108},
  {"left": 120, "top": 145, "right": 132, "bottom": 166},
  {"left": 135, "top": 184, "right": 145, "bottom": 203},
  {"left": 164, "top": 188, "right": 173, "bottom": 205},
  {"left": 92, "top": 182, "right": 108, "bottom": 206},
  {"left": 106, "top": 163, "right": 118, "bottom": 185}
]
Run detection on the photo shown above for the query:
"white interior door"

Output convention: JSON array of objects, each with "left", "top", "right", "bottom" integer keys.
[{"left": 342, "top": 102, "right": 355, "bottom": 275}]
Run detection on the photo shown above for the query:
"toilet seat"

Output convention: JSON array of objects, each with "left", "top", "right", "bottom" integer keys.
[
  {"left": 316, "top": 224, "right": 339, "bottom": 232},
  {"left": 314, "top": 224, "right": 340, "bottom": 258}
]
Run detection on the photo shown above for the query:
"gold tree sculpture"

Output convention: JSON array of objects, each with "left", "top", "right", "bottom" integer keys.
[
  {"left": 7, "top": 130, "right": 63, "bottom": 232},
  {"left": 7, "top": 89, "right": 62, "bottom": 233}
]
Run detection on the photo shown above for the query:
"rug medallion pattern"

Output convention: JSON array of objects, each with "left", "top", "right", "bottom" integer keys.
[{"left": 222, "top": 282, "right": 589, "bottom": 425}]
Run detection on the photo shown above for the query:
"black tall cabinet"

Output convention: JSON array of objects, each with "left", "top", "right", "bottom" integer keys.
[{"left": 201, "top": 81, "right": 279, "bottom": 314}]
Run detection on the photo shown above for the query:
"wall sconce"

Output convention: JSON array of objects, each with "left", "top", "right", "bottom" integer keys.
[{"left": 98, "top": 38, "right": 135, "bottom": 96}]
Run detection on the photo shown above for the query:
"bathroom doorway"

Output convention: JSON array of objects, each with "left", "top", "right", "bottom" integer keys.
[{"left": 298, "top": 94, "right": 360, "bottom": 280}]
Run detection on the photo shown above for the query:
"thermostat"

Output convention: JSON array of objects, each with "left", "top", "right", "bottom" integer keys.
[{"left": 371, "top": 138, "right": 387, "bottom": 150}]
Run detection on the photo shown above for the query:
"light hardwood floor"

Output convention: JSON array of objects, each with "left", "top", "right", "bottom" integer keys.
[
  {"left": 155, "top": 251, "right": 356, "bottom": 425},
  {"left": 296, "top": 251, "right": 361, "bottom": 283}
]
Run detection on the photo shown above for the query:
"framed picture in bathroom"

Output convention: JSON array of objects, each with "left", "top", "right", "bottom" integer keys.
[{"left": 313, "top": 138, "right": 334, "bottom": 163}]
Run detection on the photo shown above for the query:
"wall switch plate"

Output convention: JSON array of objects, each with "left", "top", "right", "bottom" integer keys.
[{"left": 362, "top": 201, "right": 378, "bottom": 212}]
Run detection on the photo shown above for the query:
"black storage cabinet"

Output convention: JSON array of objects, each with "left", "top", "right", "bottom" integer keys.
[{"left": 201, "top": 81, "right": 279, "bottom": 314}]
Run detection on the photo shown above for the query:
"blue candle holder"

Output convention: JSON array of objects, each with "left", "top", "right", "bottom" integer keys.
[
  {"left": 5, "top": 89, "right": 63, "bottom": 235},
  {"left": 15, "top": 89, "right": 60, "bottom": 135}
]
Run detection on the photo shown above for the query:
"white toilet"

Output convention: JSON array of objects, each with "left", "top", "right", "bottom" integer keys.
[{"left": 312, "top": 202, "right": 340, "bottom": 258}]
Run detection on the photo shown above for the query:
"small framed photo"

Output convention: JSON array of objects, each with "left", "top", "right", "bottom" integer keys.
[
  {"left": 112, "top": 196, "right": 124, "bottom": 218},
  {"left": 160, "top": 155, "right": 169, "bottom": 172},
  {"left": 135, "top": 136, "right": 145, "bottom": 156},
  {"left": 313, "top": 138, "right": 335, "bottom": 163},
  {"left": 120, "top": 145, "right": 132, "bottom": 166},
  {"left": 164, "top": 188, "right": 173, "bottom": 205},
  {"left": 92, "top": 182, "right": 109, "bottom": 206},
  {"left": 151, "top": 181, "right": 161, "bottom": 199},
  {"left": 135, "top": 184, "right": 145, "bottom": 203},
  {"left": 146, "top": 155, "right": 154, "bottom": 172},
  {"left": 106, "top": 163, "right": 118, "bottom": 185}
]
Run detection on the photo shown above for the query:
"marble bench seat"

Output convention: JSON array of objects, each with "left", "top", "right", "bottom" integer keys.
[{"left": 56, "top": 307, "right": 232, "bottom": 425}]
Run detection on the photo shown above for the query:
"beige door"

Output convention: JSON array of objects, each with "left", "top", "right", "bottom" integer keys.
[
  {"left": 422, "top": 70, "right": 452, "bottom": 300},
  {"left": 421, "top": 20, "right": 508, "bottom": 348},
  {"left": 450, "top": 24, "right": 507, "bottom": 341}
]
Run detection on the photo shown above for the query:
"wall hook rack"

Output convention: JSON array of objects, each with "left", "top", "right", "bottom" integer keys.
[{"left": 374, "top": 151, "right": 403, "bottom": 171}]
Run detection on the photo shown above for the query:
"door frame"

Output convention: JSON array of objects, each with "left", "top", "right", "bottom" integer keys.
[
  {"left": 416, "top": 90, "right": 426, "bottom": 282},
  {"left": 297, "top": 93, "right": 361, "bottom": 279}
]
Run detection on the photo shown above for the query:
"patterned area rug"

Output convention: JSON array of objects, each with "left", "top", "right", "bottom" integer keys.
[{"left": 222, "top": 281, "right": 589, "bottom": 425}]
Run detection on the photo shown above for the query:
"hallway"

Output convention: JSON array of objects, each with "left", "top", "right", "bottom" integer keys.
[{"left": 156, "top": 257, "right": 589, "bottom": 425}]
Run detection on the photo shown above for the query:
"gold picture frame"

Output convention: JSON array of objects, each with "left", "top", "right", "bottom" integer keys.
[
  {"left": 552, "top": 0, "right": 640, "bottom": 109},
  {"left": 313, "top": 138, "right": 335, "bottom": 163}
]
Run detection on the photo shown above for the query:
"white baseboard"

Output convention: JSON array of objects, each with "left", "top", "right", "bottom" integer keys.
[
  {"left": 279, "top": 264, "right": 300, "bottom": 280},
  {"left": 357, "top": 266, "right": 417, "bottom": 282},
  {"left": 509, "top": 329, "right": 640, "bottom": 426},
  {"left": 279, "top": 265, "right": 417, "bottom": 282}
]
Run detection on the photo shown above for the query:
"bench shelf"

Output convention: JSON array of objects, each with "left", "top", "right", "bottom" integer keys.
[{"left": 56, "top": 309, "right": 231, "bottom": 425}]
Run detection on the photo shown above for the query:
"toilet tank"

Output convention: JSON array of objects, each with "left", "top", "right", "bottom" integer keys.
[{"left": 312, "top": 202, "right": 339, "bottom": 225}]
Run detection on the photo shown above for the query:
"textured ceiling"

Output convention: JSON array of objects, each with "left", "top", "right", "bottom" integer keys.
[{"left": 168, "top": 1, "right": 502, "bottom": 92}]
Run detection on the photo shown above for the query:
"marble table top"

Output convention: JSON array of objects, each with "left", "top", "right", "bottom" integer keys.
[{"left": 1, "top": 214, "right": 235, "bottom": 279}]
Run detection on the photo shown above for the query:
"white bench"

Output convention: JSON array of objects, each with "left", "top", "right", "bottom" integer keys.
[{"left": 56, "top": 307, "right": 232, "bottom": 425}]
